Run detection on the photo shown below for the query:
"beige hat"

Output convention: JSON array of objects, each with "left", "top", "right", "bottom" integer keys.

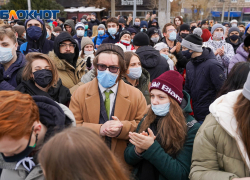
[{"left": 81, "top": 37, "right": 94, "bottom": 50}]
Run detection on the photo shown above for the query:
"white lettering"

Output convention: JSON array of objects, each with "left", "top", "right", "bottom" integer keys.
[
  {"left": 161, "top": 84, "right": 183, "bottom": 103},
  {"left": 152, "top": 82, "right": 161, "bottom": 88}
]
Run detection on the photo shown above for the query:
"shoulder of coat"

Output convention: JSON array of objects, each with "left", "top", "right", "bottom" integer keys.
[{"left": 48, "top": 51, "right": 66, "bottom": 71}]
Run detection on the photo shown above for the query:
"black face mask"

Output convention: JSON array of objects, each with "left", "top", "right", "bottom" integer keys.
[
  {"left": 239, "top": 32, "right": 244, "bottom": 37},
  {"left": 191, "top": 26, "right": 197, "bottom": 32},
  {"left": 181, "top": 33, "right": 189, "bottom": 39},
  {"left": 1, "top": 127, "right": 38, "bottom": 162},
  {"left": 61, "top": 53, "right": 75, "bottom": 65},
  {"left": 33, "top": 69, "right": 53, "bottom": 88},
  {"left": 229, "top": 34, "right": 239, "bottom": 41},
  {"left": 182, "top": 50, "right": 192, "bottom": 59}
]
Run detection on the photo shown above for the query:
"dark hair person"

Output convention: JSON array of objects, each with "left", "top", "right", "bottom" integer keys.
[
  {"left": 217, "top": 62, "right": 250, "bottom": 98},
  {"left": 190, "top": 72, "right": 250, "bottom": 180},
  {"left": 39, "top": 127, "right": 129, "bottom": 180},
  {"left": 124, "top": 70, "right": 200, "bottom": 180}
]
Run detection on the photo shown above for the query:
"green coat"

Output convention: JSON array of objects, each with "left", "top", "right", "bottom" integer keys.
[{"left": 124, "top": 91, "right": 200, "bottom": 180}]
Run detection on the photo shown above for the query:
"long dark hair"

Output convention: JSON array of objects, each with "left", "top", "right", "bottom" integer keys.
[{"left": 217, "top": 62, "right": 250, "bottom": 98}]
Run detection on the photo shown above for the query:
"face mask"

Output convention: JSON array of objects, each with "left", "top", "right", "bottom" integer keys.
[
  {"left": 23, "top": 33, "right": 26, "bottom": 39},
  {"left": 120, "top": 39, "right": 130, "bottom": 46},
  {"left": 232, "top": 23, "right": 237, "bottom": 27},
  {"left": 240, "top": 32, "right": 244, "bottom": 37},
  {"left": 229, "top": 34, "right": 239, "bottom": 41},
  {"left": 27, "top": 26, "right": 42, "bottom": 40},
  {"left": 1, "top": 127, "right": 38, "bottom": 162},
  {"left": 98, "top": 30, "right": 104, "bottom": 35},
  {"left": 85, "top": 25, "right": 88, "bottom": 30},
  {"left": 33, "top": 69, "right": 53, "bottom": 88},
  {"left": 54, "top": 32, "right": 59, "bottom": 36},
  {"left": 181, "top": 33, "right": 189, "bottom": 39},
  {"left": 91, "top": 18, "right": 96, "bottom": 21},
  {"left": 127, "top": 67, "right": 142, "bottom": 80},
  {"left": 77, "top": 30, "right": 85, "bottom": 37},
  {"left": 134, "top": 22, "right": 140, "bottom": 26},
  {"left": 213, "top": 32, "right": 224, "bottom": 40},
  {"left": 141, "top": 28, "right": 147, "bottom": 32},
  {"left": 0, "top": 46, "right": 14, "bottom": 64},
  {"left": 97, "top": 70, "right": 118, "bottom": 88},
  {"left": 84, "top": 50, "right": 93, "bottom": 55},
  {"left": 182, "top": 50, "right": 192, "bottom": 59},
  {"left": 169, "top": 31, "right": 177, "bottom": 41},
  {"left": 151, "top": 102, "right": 170, "bottom": 116},
  {"left": 108, "top": 28, "right": 117, "bottom": 35},
  {"left": 46, "top": 31, "right": 50, "bottom": 39},
  {"left": 62, "top": 53, "right": 75, "bottom": 65},
  {"left": 151, "top": 36, "right": 159, "bottom": 43},
  {"left": 161, "top": 53, "right": 169, "bottom": 60}
]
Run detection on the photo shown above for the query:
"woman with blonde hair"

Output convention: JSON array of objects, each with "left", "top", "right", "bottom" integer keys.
[
  {"left": 91, "top": 25, "right": 99, "bottom": 38},
  {"left": 39, "top": 127, "right": 129, "bottom": 180}
]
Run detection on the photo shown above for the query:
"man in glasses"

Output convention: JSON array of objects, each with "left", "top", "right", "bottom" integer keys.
[
  {"left": 70, "top": 43, "right": 147, "bottom": 167},
  {"left": 48, "top": 32, "right": 86, "bottom": 94}
]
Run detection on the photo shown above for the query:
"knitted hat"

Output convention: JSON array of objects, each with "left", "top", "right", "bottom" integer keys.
[
  {"left": 119, "top": 18, "right": 126, "bottom": 24},
  {"left": 81, "top": 19, "right": 88, "bottom": 24},
  {"left": 228, "top": 27, "right": 240, "bottom": 35},
  {"left": 54, "top": 26, "right": 62, "bottom": 32},
  {"left": 201, "top": 20, "right": 208, "bottom": 27},
  {"left": 147, "top": 27, "right": 159, "bottom": 38},
  {"left": 91, "top": 13, "right": 97, "bottom": 17},
  {"left": 119, "top": 30, "right": 131, "bottom": 40},
  {"left": 181, "top": 28, "right": 203, "bottom": 52},
  {"left": 133, "top": 32, "right": 150, "bottom": 46},
  {"left": 75, "top": 22, "right": 85, "bottom": 30},
  {"left": 154, "top": 42, "right": 169, "bottom": 51},
  {"left": 13, "top": 25, "right": 25, "bottom": 38},
  {"left": 211, "top": 24, "right": 224, "bottom": 34},
  {"left": 95, "top": 43, "right": 124, "bottom": 59},
  {"left": 201, "top": 29, "right": 211, "bottom": 42},
  {"left": 180, "top": 24, "right": 190, "bottom": 32},
  {"left": 98, "top": 24, "right": 106, "bottom": 31},
  {"left": 244, "top": 35, "right": 250, "bottom": 47},
  {"left": 82, "top": 15, "right": 87, "bottom": 20},
  {"left": 101, "top": 16, "right": 108, "bottom": 20},
  {"left": 25, "top": 18, "right": 44, "bottom": 27},
  {"left": 243, "top": 72, "right": 250, "bottom": 100},
  {"left": 81, "top": 37, "right": 94, "bottom": 50},
  {"left": 140, "top": 21, "right": 148, "bottom": 28},
  {"left": 150, "top": 70, "right": 184, "bottom": 104},
  {"left": 126, "top": 27, "right": 137, "bottom": 34},
  {"left": 58, "top": 17, "right": 65, "bottom": 23},
  {"left": 230, "top": 19, "right": 238, "bottom": 24}
]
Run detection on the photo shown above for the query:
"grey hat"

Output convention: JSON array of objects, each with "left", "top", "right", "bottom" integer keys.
[
  {"left": 211, "top": 24, "right": 224, "bottom": 34},
  {"left": 98, "top": 24, "right": 106, "bottom": 31},
  {"left": 181, "top": 28, "right": 203, "bottom": 53},
  {"left": 228, "top": 27, "right": 240, "bottom": 35},
  {"left": 243, "top": 72, "right": 250, "bottom": 100}
]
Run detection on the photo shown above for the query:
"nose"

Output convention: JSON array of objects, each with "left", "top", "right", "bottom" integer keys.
[
  {"left": 151, "top": 97, "right": 158, "bottom": 105},
  {"left": 65, "top": 45, "right": 70, "bottom": 51}
]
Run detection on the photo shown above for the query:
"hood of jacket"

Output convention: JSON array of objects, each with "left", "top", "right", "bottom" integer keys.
[
  {"left": 97, "top": 33, "right": 109, "bottom": 39},
  {"left": 236, "top": 43, "right": 249, "bottom": 59},
  {"left": 64, "top": 19, "right": 76, "bottom": 36},
  {"left": 209, "top": 89, "right": 250, "bottom": 170},
  {"left": 136, "top": 46, "right": 162, "bottom": 68},
  {"left": 181, "top": 90, "right": 193, "bottom": 114},
  {"left": 190, "top": 47, "right": 215, "bottom": 64}
]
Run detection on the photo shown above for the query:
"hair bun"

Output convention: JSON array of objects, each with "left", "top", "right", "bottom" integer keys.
[{"left": 193, "top": 28, "right": 203, "bottom": 37}]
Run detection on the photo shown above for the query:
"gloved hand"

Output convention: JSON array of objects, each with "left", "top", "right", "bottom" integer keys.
[
  {"left": 86, "top": 57, "right": 92, "bottom": 68},
  {"left": 0, "top": 68, "right": 4, "bottom": 83}
]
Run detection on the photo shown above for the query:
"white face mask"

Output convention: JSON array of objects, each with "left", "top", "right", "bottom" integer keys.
[
  {"left": 77, "top": 30, "right": 85, "bottom": 37},
  {"left": 84, "top": 50, "right": 93, "bottom": 55},
  {"left": 232, "top": 23, "right": 237, "bottom": 27},
  {"left": 213, "top": 31, "right": 224, "bottom": 40}
]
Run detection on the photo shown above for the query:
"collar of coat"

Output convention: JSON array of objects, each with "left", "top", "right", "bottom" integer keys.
[
  {"left": 48, "top": 51, "right": 85, "bottom": 71},
  {"left": 209, "top": 89, "right": 250, "bottom": 170}
]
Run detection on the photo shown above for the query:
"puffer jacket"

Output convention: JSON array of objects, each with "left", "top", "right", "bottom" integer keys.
[
  {"left": 228, "top": 43, "right": 249, "bottom": 73},
  {"left": 203, "top": 37, "right": 235, "bottom": 77},
  {"left": 92, "top": 33, "right": 109, "bottom": 49},
  {"left": 189, "top": 90, "right": 250, "bottom": 180}
]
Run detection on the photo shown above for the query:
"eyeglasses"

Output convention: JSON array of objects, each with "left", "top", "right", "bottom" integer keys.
[
  {"left": 59, "top": 43, "right": 76, "bottom": 49},
  {"left": 97, "top": 64, "right": 119, "bottom": 73},
  {"left": 168, "top": 29, "right": 177, "bottom": 32}
]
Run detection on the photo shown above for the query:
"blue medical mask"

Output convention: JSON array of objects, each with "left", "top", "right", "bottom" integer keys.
[
  {"left": 46, "top": 31, "right": 50, "bottom": 39},
  {"left": 151, "top": 103, "right": 170, "bottom": 116},
  {"left": 27, "top": 26, "right": 42, "bottom": 40},
  {"left": 97, "top": 70, "right": 118, "bottom": 88},
  {"left": 0, "top": 46, "right": 14, "bottom": 64},
  {"left": 127, "top": 67, "right": 142, "bottom": 80},
  {"left": 98, "top": 30, "right": 104, "bottom": 35},
  {"left": 108, "top": 28, "right": 117, "bottom": 35},
  {"left": 120, "top": 39, "right": 130, "bottom": 45},
  {"left": 168, "top": 31, "right": 176, "bottom": 41},
  {"left": 161, "top": 53, "right": 169, "bottom": 60}
]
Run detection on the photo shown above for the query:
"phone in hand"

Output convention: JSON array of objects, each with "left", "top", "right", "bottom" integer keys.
[{"left": 153, "top": 10, "right": 156, "bottom": 15}]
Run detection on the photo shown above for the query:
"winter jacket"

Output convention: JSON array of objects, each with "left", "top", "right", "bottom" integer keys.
[
  {"left": 92, "top": 33, "right": 109, "bottom": 49},
  {"left": 242, "top": 23, "right": 250, "bottom": 40},
  {"left": 88, "top": 19, "right": 100, "bottom": 32},
  {"left": 81, "top": 68, "right": 95, "bottom": 84},
  {"left": 102, "top": 32, "right": 120, "bottom": 44},
  {"left": 131, "top": 25, "right": 140, "bottom": 33},
  {"left": 189, "top": 90, "right": 250, "bottom": 180},
  {"left": 16, "top": 79, "right": 71, "bottom": 105},
  {"left": 124, "top": 91, "right": 200, "bottom": 180},
  {"left": 69, "top": 78, "right": 147, "bottom": 167},
  {"left": 64, "top": 19, "right": 76, "bottom": 36},
  {"left": 122, "top": 68, "right": 151, "bottom": 104},
  {"left": 136, "top": 46, "right": 169, "bottom": 82},
  {"left": 73, "top": 34, "right": 83, "bottom": 50},
  {"left": 203, "top": 37, "right": 235, "bottom": 77},
  {"left": 226, "top": 36, "right": 243, "bottom": 54},
  {"left": 184, "top": 47, "right": 225, "bottom": 122},
  {"left": 0, "top": 51, "right": 26, "bottom": 90},
  {"left": 228, "top": 43, "right": 249, "bottom": 73},
  {"left": 0, "top": 96, "right": 76, "bottom": 180}
]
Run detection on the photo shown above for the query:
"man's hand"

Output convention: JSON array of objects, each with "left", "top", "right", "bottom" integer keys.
[
  {"left": 100, "top": 116, "right": 123, "bottom": 137},
  {"left": 170, "top": 46, "right": 177, "bottom": 53},
  {"left": 176, "top": 42, "right": 181, "bottom": 53},
  {"left": 145, "top": 13, "right": 150, "bottom": 21},
  {"left": 151, "top": 14, "right": 157, "bottom": 21}
]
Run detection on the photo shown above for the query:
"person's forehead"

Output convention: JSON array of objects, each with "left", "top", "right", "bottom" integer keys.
[
  {"left": 61, "top": 40, "right": 72, "bottom": 44},
  {"left": 27, "top": 19, "right": 41, "bottom": 25},
  {"left": 167, "top": 25, "right": 175, "bottom": 30},
  {"left": 108, "top": 22, "right": 117, "bottom": 26},
  {"left": 0, "top": 35, "right": 15, "bottom": 44},
  {"left": 230, "top": 31, "right": 239, "bottom": 34},
  {"left": 98, "top": 53, "right": 119, "bottom": 65},
  {"left": 32, "top": 58, "right": 50, "bottom": 67}
]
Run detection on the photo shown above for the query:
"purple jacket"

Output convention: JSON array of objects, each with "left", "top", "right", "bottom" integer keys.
[
  {"left": 0, "top": 51, "right": 26, "bottom": 90},
  {"left": 228, "top": 43, "right": 249, "bottom": 73}
]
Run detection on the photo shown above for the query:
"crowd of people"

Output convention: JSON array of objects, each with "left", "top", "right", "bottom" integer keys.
[{"left": 0, "top": 12, "right": 250, "bottom": 180}]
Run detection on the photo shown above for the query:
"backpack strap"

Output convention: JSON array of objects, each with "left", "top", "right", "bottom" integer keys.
[{"left": 186, "top": 119, "right": 198, "bottom": 131}]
